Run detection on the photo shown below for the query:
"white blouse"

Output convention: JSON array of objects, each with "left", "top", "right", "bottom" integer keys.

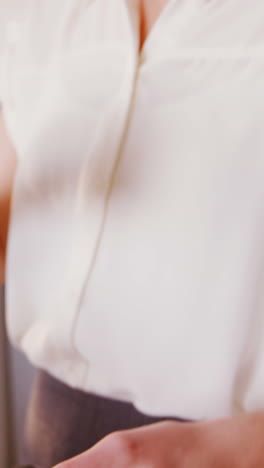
[{"left": 2, "top": 0, "right": 264, "bottom": 420}]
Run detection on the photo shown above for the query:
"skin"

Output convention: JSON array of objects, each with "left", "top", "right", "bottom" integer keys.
[
  {"left": 1, "top": 1, "right": 264, "bottom": 466},
  {"left": 53, "top": 415, "right": 264, "bottom": 468},
  {"left": 139, "top": 0, "right": 168, "bottom": 50},
  {"left": 0, "top": 110, "right": 17, "bottom": 283}
]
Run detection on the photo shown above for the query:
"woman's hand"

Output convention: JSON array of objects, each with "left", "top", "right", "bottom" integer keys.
[{"left": 54, "top": 411, "right": 264, "bottom": 468}]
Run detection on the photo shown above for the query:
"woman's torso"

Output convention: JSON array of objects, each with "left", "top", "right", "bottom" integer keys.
[{"left": 2, "top": 0, "right": 264, "bottom": 420}]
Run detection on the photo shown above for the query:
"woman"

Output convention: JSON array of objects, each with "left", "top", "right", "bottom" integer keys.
[{"left": 1, "top": 0, "right": 264, "bottom": 466}]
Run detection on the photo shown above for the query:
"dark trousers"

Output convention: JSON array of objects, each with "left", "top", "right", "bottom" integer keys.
[{"left": 24, "top": 370, "right": 184, "bottom": 468}]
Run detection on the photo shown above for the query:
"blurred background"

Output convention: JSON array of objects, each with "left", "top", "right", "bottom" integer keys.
[{"left": 0, "top": 287, "right": 35, "bottom": 468}]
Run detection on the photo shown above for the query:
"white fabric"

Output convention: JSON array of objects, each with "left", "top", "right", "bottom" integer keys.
[
  {"left": 0, "top": 2, "right": 7, "bottom": 103},
  {"left": 3, "top": 0, "right": 264, "bottom": 420}
]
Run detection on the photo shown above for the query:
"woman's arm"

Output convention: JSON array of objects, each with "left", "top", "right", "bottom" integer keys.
[
  {"left": 54, "top": 411, "right": 264, "bottom": 468},
  {"left": 0, "top": 110, "right": 17, "bottom": 284}
]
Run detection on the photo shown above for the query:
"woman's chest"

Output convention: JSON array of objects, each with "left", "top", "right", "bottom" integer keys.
[
  {"left": 139, "top": 0, "right": 170, "bottom": 49},
  {"left": 2, "top": 0, "right": 264, "bottom": 158}
]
